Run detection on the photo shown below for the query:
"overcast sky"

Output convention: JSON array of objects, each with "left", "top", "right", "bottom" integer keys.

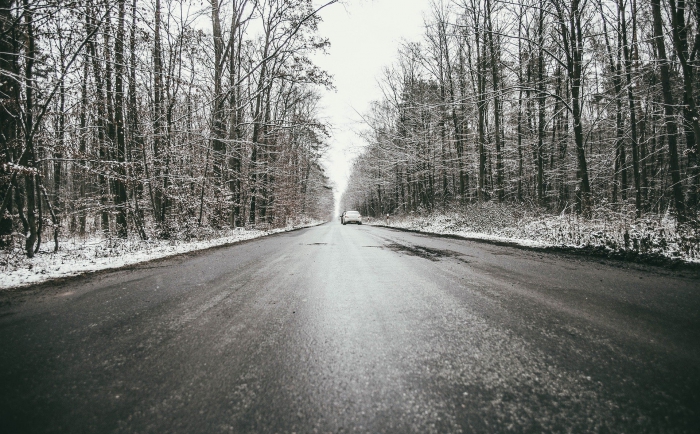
[{"left": 312, "top": 0, "right": 430, "bottom": 210}]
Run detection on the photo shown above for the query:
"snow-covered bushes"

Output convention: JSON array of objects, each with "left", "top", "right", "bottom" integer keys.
[{"left": 377, "top": 203, "right": 699, "bottom": 262}]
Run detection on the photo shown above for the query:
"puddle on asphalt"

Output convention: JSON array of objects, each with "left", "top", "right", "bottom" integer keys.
[{"left": 385, "top": 243, "right": 469, "bottom": 262}]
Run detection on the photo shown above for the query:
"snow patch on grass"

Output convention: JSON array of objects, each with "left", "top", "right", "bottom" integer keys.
[{"left": 0, "top": 219, "right": 325, "bottom": 290}]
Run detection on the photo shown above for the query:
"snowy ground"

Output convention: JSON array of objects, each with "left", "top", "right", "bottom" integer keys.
[
  {"left": 367, "top": 204, "right": 700, "bottom": 265},
  {"left": 1, "top": 219, "right": 326, "bottom": 290}
]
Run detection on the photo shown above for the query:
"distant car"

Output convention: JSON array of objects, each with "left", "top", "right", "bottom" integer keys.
[{"left": 342, "top": 210, "right": 362, "bottom": 225}]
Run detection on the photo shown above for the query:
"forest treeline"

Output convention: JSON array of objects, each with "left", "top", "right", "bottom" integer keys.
[
  {"left": 343, "top": 0, "right": 700, "bottom": 228},
  {"left": 0, "top": 0, "right": 336, "bottom": 258}
]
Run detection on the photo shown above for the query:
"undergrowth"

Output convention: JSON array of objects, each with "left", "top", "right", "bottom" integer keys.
[{"left": 378, "top": 202, "right": 700, "bottom": 262}]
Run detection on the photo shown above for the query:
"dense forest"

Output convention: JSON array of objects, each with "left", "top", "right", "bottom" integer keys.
[
  {"left": 0, "top": 0, "right": 336, "bottom": 258},
  {"left": 343, "top": 0, "right": 700, "bottom": 230}
]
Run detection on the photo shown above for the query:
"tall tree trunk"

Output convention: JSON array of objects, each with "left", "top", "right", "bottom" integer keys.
[
  {"left": 0, "top": 0, "right": 19, "bottom": 241},
  {"left": 474, "top": 17, "right": 487, "bottom": 201},
  {"left": 86, "top": 4, "right": 110, "bottom": 234},
  {"left": 535, "top": 7, "right": 546, "bottom": 206},
  {"left": 103, "top": 0, "right": 116, "bottom": 230},
  {"left": 114, "top": 0, "right": 127, "bottom": 237},
  {"left": 486, "top": 0, "right": 504, "bottom": 202},
  {"left": 128, "top": 0, "right": 147, "bottom": 240},
  {"left": 668, "top": 0, "right": 700, "bottom": 210},
  {"left": 652, "top": 0, "right": 686, "bottom": 220},
  {"left": 250, "top": 33, "right": 271, "bottom": 224},
  {"left": 458, "top": 29, "right": 470, "bottom": 199},
  {"left": 53, "top": 44, "right": 65, "bottom": 245},
  {"left": 619, "top": 0, "right": 643, "bottom": 215},
  {"left": 78, "top": 51, "right": 89, "bottom": 236},
  {"left": 599, "top": 0, "right": 628, "bottom": 204},
  {"left": 210, "top": 0, "right": 227, "bottom": 227},
  {"left": 22, "top": 0, "right": 38, "bottom": 257},
  {"left": 228, "top": 4, "right": 246, "bottom": 227},
  {"left": 555, "top": 0, "right": 592, "bottom": 214},
  {"left": 516, "top": 5, "right": 525, "bottom": 203},
  {"left": 152, "top": 0, "right": 165, "bottom": 231}
]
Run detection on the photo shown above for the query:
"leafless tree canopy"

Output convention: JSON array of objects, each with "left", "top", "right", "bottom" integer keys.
[
  {"left": 343, "top": 0, "right": 700, "bottom": 228},
  {"left": 0, "top": 0, "right": 336, "bottom": 257}
]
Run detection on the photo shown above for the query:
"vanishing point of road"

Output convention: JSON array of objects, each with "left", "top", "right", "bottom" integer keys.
[{"left": 1, "top": 223, "right": 698, "bottom": 433}]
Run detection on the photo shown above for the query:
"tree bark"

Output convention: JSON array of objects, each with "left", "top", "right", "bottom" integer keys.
[
  {"left": 554, "top": 0, "right": 592, "bottom": 214},
  {"left": 651, "top": 0, "right": 686, "bottom": 220},
  {"left": 114, "top": 0, "right": 127, "bottom": 237},
  {"left": 535, "top": 7, "right": 546, "bottom": 206},
  {"left": 619, "top": 0, "right": 643, "bottom": 215},
  {"left": 668, "top": 0, "right": 700, "bottom": 210},
  {"left": 22, "top": 0, "right": 38, "bottom": 257},
  {"left": 486, "top": 0, "right": 504, "bottom": 202},
  {"left": 152, "top": 0, "right": 165, "bottom": 231}
]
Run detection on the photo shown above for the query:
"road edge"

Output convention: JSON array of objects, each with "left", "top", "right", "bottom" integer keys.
[{"left": 0, "top": 222, "right": 327, "bottom": 294}]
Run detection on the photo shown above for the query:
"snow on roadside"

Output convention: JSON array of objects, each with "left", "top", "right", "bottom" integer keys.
[
  {"left": 1, "top": 219, "right": 325, "bottom": 290},
  {"left": 368, "top": 205, "right": 700, "bottom": 264}
]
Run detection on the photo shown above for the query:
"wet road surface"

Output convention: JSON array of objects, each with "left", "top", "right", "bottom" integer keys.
[{"left": 0, "top": 223, "right": 699, "bottom": 433}]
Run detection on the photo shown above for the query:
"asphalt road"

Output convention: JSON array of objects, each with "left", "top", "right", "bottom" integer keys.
[{"left": 1, "top": 223, "right": 699, "bottom": 433}]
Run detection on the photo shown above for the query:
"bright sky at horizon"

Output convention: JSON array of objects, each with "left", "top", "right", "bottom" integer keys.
[{"left": 312, "top": 0, "right": 430, "bottom": 214}]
